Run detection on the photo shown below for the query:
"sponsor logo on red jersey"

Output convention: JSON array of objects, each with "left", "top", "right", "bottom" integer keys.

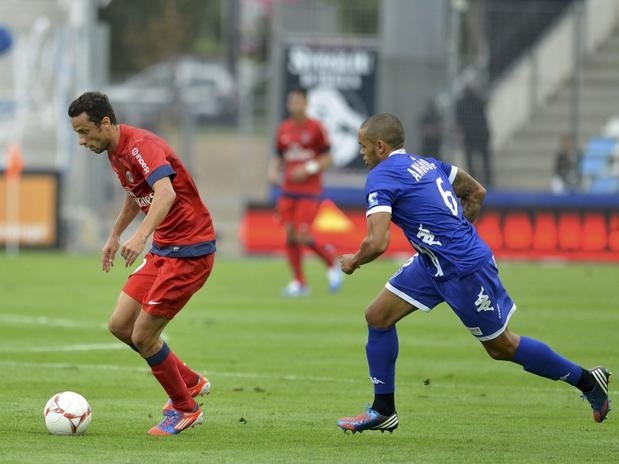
[{"left": 131, "top": 147, "right": 150, "bottom": 175}]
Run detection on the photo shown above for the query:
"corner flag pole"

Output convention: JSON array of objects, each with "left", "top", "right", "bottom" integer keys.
[{"left": 5, "top": 143, "right": 23, "bottom": 255}]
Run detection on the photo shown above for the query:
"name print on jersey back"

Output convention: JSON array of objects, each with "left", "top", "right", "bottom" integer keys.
[{"left": 406, "top": 156, "right": 437, "bottom": 182}]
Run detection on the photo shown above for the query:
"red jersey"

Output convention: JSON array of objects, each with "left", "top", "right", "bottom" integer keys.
[
  {"left": 275, "top": 117, "right": 330, "bottom": 196},
  {"left": 108, "top": 125, "right": 216, "bottom": 256}
]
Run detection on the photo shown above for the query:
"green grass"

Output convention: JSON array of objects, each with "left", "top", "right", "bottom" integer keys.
[{"left": 0, "top": 253, "right": 617, "bottom": 463}]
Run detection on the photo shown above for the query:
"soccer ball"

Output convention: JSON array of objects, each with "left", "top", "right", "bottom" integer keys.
[{"left": 43, "top": 391, "right": 92, "bottom": 435}]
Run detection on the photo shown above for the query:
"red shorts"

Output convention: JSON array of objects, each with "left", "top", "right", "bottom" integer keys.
[
  {"left": 122, "top": 252, "right": 215, "bottom": 319},
  {"left": 277, "top": 196, "right": 321, "bottom": 232}
]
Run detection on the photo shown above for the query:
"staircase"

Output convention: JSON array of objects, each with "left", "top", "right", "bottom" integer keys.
[{"left": 493, "top": 28, "right": 619, "bottom": 191}]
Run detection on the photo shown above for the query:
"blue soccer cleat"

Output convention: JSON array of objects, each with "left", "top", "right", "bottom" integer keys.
[
  {"left": 148, "top": 406, "right": 204, "bottom": 436},
  {"left": 337, "top": 407, "right": 399, "bottom": 434}
]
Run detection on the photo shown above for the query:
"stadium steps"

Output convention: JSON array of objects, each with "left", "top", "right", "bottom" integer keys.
[{"left": 493, "top": 27, "right": 619, "bottom": 191}]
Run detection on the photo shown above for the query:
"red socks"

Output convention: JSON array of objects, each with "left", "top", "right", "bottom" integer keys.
[{"left": 145, "top": 342, "right": 196, "bottom": 412}]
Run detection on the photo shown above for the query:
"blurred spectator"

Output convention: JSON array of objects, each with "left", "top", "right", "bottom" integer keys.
[
  {"left": 418, "top": 99, "right": 443, "bottom": 159},
  {"left": 551, "top": 134, "right": 582, "bottom": 194},
  {"left": 268, "top": 87, "right": 342, "bottom": 297},
  {"left": 456, "top": 84, "right": 493, "bottom": 187}
]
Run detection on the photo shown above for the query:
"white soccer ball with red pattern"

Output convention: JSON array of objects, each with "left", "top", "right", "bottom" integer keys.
[{"left": 43, "top": 391, "right": 92, "bottom": 435}]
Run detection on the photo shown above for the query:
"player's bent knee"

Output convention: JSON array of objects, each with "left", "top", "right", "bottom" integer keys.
[
  {"left": 364, "top": 293, "right": 414, "bottom": 328},
  {"left": 481, "top": 331, "right": 519, "bottom": 361},
  {"left": 108, "top": 319, "right": 132, "bottom": 344},
  {"left": 130, "top": 331, "right": 162, "bottom": 357},
  {"left": 364, "top": 308, "right": 393, "bottom": 329},
  {"left": 484, "top": 346, "right": 512, "bottom": 361}
]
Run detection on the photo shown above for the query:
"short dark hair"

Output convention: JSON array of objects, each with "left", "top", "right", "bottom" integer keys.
[
  {"left": 67, "top": 91, "right": 117, "bottom": 126},
  {"left": 360, "top": 113, "right": 405, "bottom": 149},
  {"left": 288, "top": 86, "right": 307, "bottom": 98}
]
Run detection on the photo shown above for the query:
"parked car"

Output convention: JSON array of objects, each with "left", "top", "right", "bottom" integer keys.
[{"left": 104, "top": 56, "right": 239, "bottom": 128}]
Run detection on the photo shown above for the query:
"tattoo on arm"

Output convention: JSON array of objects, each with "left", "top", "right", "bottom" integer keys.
[{"left": 452, "top": 170, "right": 486, "bottom": 223}]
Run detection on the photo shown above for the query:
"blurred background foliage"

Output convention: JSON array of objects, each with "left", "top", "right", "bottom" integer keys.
[
  {"left": 99, "top": 0, "right": 380, "bottom": 80},
  {"left": 100, "top": 0, "right": 225, "bottom": 79}
]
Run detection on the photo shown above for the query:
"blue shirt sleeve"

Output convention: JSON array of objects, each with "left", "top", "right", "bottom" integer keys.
[{"left": 437, "top": 160, "right": 458, "bottom": 183}]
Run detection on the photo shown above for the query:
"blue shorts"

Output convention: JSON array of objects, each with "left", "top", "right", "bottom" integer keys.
[{"left": 386, "top": 255, "right": 516, "bottom": 341}]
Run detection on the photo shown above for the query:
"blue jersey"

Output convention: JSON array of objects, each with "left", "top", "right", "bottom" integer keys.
[{"left": 365, "top": 149, "right": 492, "bottom": 279}]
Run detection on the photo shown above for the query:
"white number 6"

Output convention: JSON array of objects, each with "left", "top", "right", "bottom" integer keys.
[{"left": 436, "top": 178, "right": 458, "bottom": 216}]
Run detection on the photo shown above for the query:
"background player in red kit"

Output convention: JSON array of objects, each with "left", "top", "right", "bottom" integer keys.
[
  {"left": 268, "top": 87, "right": 342, "bottom": 297},
  {"left": 68, "top": 91, "right": 215, "bottom": 436}
]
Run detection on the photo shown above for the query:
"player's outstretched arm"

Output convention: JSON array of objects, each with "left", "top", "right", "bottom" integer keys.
[
  {"left": 452, "top": 169, "right": 486, "bottom": 223},
  {"left": 341, "top": 211, "right": 391, "bottom": 274}
]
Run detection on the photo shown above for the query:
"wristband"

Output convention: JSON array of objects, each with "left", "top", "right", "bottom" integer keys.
[{"left": 304, "top": 160, "right": 320, "bottom": 175}]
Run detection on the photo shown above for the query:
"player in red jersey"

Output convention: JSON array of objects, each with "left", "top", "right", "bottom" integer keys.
[
  {"left": 68, "top": 91, "right": 214, "bottom": 436},
  {"left": 268, "top": 87, "right": 342, "bottom": 297}
]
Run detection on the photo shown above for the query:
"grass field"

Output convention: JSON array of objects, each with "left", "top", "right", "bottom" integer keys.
[{"left": 0, "top": 253, "right": 617, "bottom": 463}]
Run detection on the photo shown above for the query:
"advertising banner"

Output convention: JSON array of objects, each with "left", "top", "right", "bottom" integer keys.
[
  {"left": 282, "top": 39, "right": 378, "bottom": 171},
  {"left": 0, "top": 171, "right": 60, "bottom": 247},
  {"left": 241, "top": 200, "right": 619, "bottom": 262}
]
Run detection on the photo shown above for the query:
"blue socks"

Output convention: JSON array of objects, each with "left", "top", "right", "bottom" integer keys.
[
  {"left": 512, "top": 336, "right": 583, "bottom": 386},
  {"left": 366, "top": 326, "right": 398, "bottom": 394},
  {"left": 366, "top": 328, "right": 583, "bottom": 396}
]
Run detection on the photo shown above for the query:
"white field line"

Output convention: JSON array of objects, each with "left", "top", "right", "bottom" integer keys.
[
  {"left": 0, "top": 314, "right": 107, "bottom": 330},
  {"left": 0, "top": 359, "right": 357, "bottom": 383},
  {"left": 0, "top": 360, "right": 149, "bottom": 372},
  {"left": 0, "top": 343, "right": 125, "bottom": 353},
  {"left": 0, "top": 314, "right": 171, "bottom": 349},
  {"left": 0, "top": 315, "right": 123, "bottom": 354}
]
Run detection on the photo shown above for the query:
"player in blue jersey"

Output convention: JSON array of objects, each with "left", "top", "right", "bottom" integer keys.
[{"left": 336, "top": 113, "right": 610, "bottom": 433}]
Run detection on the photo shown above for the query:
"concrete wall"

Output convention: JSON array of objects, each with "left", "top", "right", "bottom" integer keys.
[{"left": 489, "top": 0, "right": 619, "bottom": 151}]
